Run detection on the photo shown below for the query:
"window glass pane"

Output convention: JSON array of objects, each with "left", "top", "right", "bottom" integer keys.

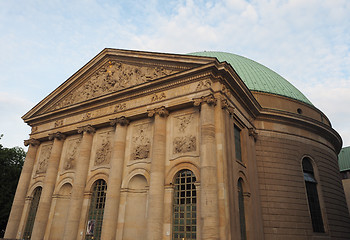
[
  {"left": 23, "top": 187, "right": 42, "bottom": 239},
  {"left": 234, "top": 125, "right": 242, "bottom": 161},
  {"left": 173, "top": 170, "right": 196, "bottom": 240},
  {"left": 85, "top": 179, "right": 107, "bottom": 240},
  {"left": 302, "top": 158, "right": 324, "bottom": 233}
]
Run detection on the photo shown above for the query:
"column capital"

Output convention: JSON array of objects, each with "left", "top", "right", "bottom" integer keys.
[
  {"left": 147, "top": 106, "right": 169, "bottom": 118},
  {"left": 24, "top": 138, "right": 40, "bottom": 147},
  {"left": 193, "top": 94, "right": 217, "bottom": 107},
  {"left": 110, "top": 116, "right": 130, "bottom": 127},
  {"left": 48, "top": 132, "right": 66, "bottom": 141},
  {"left": 221, "top": 98, "right": 235, "bottom": 115},
  {"left": 77, "top": 124, "right": 96, "bottom": 134},
  {"left": 248, "top": 128, "right": 258, "bottom": 141}
]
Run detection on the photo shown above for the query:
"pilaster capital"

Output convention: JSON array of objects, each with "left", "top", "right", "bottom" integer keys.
[
  {"left": 221, "top": 99, "right": 235, "bottom": 115},
  {"left": 77, "top": 124, "right": 96, "bottom": 134},
  {"left": 48, "top": 132, "right": 66, "bottom": 141},
  {"left": 110, "top": 116, "right": 130, "bottom": 127},
  {"left": 193, "top": 94, "right": 217, "bottom": 107},
  {"left": 147, "top": 106, "right": 169, "bottom": 118},
  {"left": 248, "top": 128, "right": 258, "bottom": 141},
  {"left": 24, "top": 138, "right": 40, "bottom": 147}
]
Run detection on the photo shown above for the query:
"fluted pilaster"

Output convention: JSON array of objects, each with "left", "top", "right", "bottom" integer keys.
[
  {"left": 194, "top": 94, "right": 220, "bottom": 239},
  {"left": 64, "top": 125, "right": 95, "bottom": 240},
  {"left": 100, "top": 117, "right": 129, "bottom": 240},
  {"left": 147, "top": 106, "right": 169, "bottom": 240},
  {"left": 4, "top": 139, "right": 40, "bottom": 239},
  {"left": 31, "top": 132, "right": 65, "bottom": 240}
]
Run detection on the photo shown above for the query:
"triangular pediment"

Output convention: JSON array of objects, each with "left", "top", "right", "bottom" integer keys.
[{"left": 24, "top": 49, "right": 214, "bottom": 121}]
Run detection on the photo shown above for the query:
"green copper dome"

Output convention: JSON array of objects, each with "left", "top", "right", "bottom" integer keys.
[
  {"left": 188, "top": 51, "right": 312, "bottom": 105},
  {"left": 339, "top": 146, "right": 350, "bottom": 172}
]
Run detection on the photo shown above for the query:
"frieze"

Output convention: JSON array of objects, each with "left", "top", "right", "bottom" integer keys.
[
  {"left": 82, "top": 112, "right": 92, "bottom": 121},
  {"left": 50, "top": 61, "right": 175, "bottom": 110},
  {"left": 54, "top": 119, "right": 63, "bottom": 128},
  {"left": 196, "top": 79, "right": 211, "bottom": 91},
  {"left": 114, "top": 103, "right": 126, "bottom": 113},
  {"left": 31, "top": 126, "right": 38, "bottom": 133},
  {"left": 151, "top": 92, "right": 166, "bottom": 102},
  {"left": 36, "top": 145, "right": 52, "bottom": 174}
]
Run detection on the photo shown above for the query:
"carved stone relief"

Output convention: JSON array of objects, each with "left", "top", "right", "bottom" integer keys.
[
  {"left": 114, "top": 103, "right": 126, "bottom": 113},
  {"left": 63, "top": 138, "right": 81, "bottom": 170},
  {"left": 131, "top": 123, "right": 151, "bottom": 161},
  {"left": 36, "top": 144, "right": 52, "bottom": 174},
  {"left": 54, "top": 120, "right": 63, "bottom": 128},
  {"left": 50, "top": 61, "right": 176, "bottom": 110},
  {"left": 151, "top": 92, "right": 166, "bottom": 102},
  {"left": 172, "top": 113, "right": 198, "bottom": 155},
  {"left": 196, "top": 79, "right": 211, "bottom": 91},
  {"left": 94, "top": 131, "right": 112, "bottom": 166}
]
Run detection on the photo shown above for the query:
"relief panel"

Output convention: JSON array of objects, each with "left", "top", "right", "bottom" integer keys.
[
  {"left": 170, "top": 110, "right": 199, "bottom": 159},
  {"left": 36, "top": 143, "right": 53, "bottom": 175},
  {"left": 60, "top": 137, "right": 81, "bottom": 173},
  {"left": 92, "top": 130, "right": 113, "bottom": 168},
  {"left": 129, "top": 121, "right": 153, "bottom": 164}
]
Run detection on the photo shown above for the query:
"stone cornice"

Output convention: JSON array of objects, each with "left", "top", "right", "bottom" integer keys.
[
  {"left": 110, "top": 116, "right": 130, "bottom": 127},
  {"left": 147, "top": 106, "right": 169, "bottom": 118},
  {"left": 193, "top": 94, "right": 217, "bottom": 107},
  {"left": 77, "top": 125, "right": 96, "bottom": 134},
  {"left": 48, "top": 132, "right": 66, "bottom": 141},
  {"left": 24, "top": 138, "right": 40, "bottom": 147}
]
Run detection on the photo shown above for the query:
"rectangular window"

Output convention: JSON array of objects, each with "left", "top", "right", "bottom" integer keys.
[{"left": 234, "top": 125, "right": 242, "bottom": 161}]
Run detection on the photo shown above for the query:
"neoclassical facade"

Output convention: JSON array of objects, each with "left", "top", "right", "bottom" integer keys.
[{"left": 5, "top": 49, "right": 350, "bottom": 239}]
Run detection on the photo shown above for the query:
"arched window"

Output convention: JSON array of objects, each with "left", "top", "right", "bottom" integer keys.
[
  {"left": 85, "top": 179, "right": 107, "bottom": 240},
  {"left": 173, "top": 170, "right": 197, "bottom": 240},
  {"left": 23, "top": 187, "right": 42, "bottom": 239},
  {"left": 238, "top": 178, "right": 247, "bottom": 240},
  {"left": 302, "top": 158, "right": 324, "bottom": 233}
]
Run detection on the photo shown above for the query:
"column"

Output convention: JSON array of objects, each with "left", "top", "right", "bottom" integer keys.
[
  {"left": 4, "top": 139, "right": 40, "bottom": 239},
  {"left": 146, "top": 106, "right": 169, "bottom": 240},
  {"left": 194, "top": 94, "right": 220, "bottom": 239},
  {"left": 63, "top": 125, "right": 95, "bottom": 240},
  {"left": 101, "top": 117, "right": 129, "bottom": 240},
  {"left": 31, "top": 132, "right": 65, "bottom": 240}
]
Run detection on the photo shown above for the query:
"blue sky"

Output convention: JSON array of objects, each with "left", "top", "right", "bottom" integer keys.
[{"left": 0, "top": 0, "right": 349, "bottom": 148}]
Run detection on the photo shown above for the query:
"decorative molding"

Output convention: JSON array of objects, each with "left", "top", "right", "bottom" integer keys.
[
  {"left": 248, "top": 128, "right": 258, "bottom": 141},
  {"left": 24, "top": 138, "right": 40, "bottom": 147},
  {"left": 48, "top": 132, "right": 66, "bottom": 141},
  {"left": 193, "top": 94, "right": 217, "bottom": 107},
  {"left": 151, "top": 92, "right": 166, "bottom": 102},
  {"left": 110, "top": 116, "right": 130, "bottom": 127},
  {"left": 147, "top": 106, "right": 169, "bottom": 118},
  {"left": 77, "top": 125, "right": 96, "bottom": 134},
  {"left": 82, "top": 112, "right": 92, "bottom": 121},
  {"left": 50, "top": 61, "right": 175, "bottom": 110}
]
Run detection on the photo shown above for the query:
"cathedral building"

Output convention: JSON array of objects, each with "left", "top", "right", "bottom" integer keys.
[{"left": 5, "top": 49, "right": 350, "bottom": 239}]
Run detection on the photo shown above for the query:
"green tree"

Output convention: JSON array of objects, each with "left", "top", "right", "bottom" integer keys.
[{"left": 0, "top": 134, "right": 26, "bottom": 237}]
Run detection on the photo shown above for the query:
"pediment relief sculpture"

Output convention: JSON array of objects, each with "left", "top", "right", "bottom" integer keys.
[{"left": 50, "top": 61, "right": 176, "bottom": 111}]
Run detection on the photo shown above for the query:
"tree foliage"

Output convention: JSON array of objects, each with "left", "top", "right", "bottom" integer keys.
[{"left": 0, "top": 135, "right": 26, "bottom": 237}]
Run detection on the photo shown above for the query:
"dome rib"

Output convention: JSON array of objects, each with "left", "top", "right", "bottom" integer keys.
[{"left": 188, "top": 51, "right": 312, "bottom": 105}]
